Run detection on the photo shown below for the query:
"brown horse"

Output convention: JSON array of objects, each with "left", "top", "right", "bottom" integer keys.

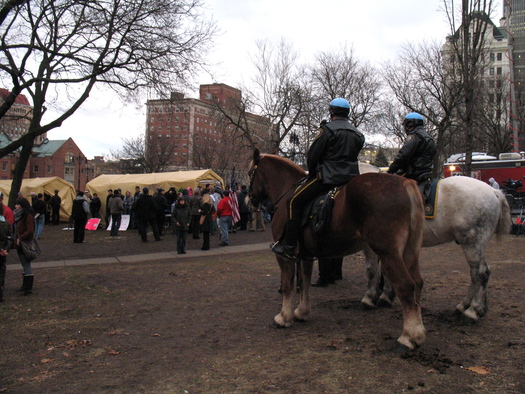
[{"left": 249, "top": 149, "right": 426, "bottom": 349}]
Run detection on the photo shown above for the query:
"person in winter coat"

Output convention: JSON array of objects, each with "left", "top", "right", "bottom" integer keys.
[
  {"left": 172, "top": 196, "right": 190, "bottom": 254},
  {"left": 133, "top": 187, "right": 161, "bottom": 242},
  {"left": 72, "top": 191, "right": 90, "bottom": 243},
  {"left": 108, "top": 189, "right": 125, "bottom": 236},
  {"left": 199, "top": 193, "right": 215, "bottom": 250},
  {"left": 271, "top": 98, "right": 365, "bottom": 259},
  {"left": 50, "top": 190, "right": 61, "bottom": 225},
  {"left": 14, "top": 197, "right": 35, "bottom": 295},
  {"left": 32, "top": 193, "right": 47, "bottom": 239},
  {"left": 89, "top": 193, "right": 102, "bottom": 219},
  {"left": 387, "top": 112, "right": 436, "bottom": 182},
  {"left": 0, "top": 203, "right": 13, "bottom": 302},
  {"left": 189, "top": 189, "right": 203, "bottom": 239}
]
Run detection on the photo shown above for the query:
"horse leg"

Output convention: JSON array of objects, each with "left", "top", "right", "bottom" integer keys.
[
  {"left": 274, "top": 256, "right": 296, "bottom": 327},
  {"left": 361, "top": 246, "right": 382, "bottom": 308},
  {"left": 294, "top": 258, "right": 313, "bottom": 321},
  {"left": 455, "top": 244, "right": 491, "bottom": 322},
  {"left": 381, "top": 254, "right": 425, "bottom": 350},
  {"left": 377, "top": 272, "right": 397, "bottom": 307}
]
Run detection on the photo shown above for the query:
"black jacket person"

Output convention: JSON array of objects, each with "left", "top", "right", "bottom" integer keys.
[
  {"left": 271, "top": 98, "right": 365, "bottom": 259},
  {"left": 387, "top": 113, "right": 436, "bottom": 182}
]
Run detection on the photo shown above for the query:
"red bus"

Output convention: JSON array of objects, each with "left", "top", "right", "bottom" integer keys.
[{"left": 443, "top": 152, "right": 525, "bottom": 193}]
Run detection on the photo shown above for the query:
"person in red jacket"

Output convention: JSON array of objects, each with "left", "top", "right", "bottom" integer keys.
[{"left": 216, "top": 190, "right": 233, "bottom": 246}]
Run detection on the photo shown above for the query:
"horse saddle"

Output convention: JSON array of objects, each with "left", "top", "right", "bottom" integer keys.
[{"left": 301, "top": 187, "right": 340, "bottom": 235}]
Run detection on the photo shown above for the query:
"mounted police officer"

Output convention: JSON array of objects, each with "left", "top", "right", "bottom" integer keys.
[
  {"left": 387, "top": 112, "right": 436, "bottom": 185},
  {"left": 271, "top": 98, "right": 365, "bottom": 259}
]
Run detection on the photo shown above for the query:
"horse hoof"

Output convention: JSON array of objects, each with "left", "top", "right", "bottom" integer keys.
[
  {"left": 396, "top": 336, "right": 416, "bottom": 351},
  {"left": 360, "top": 299, "right": 376, "bottom": 310},
  {"left": 377, "top": 297, "right": 393, "bottom": 308},
  {"left": 392, "top": 342, "right": 414, "bottom": 354}
]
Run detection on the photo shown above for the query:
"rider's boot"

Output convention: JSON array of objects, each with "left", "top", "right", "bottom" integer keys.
[{"left": 271, "top": 220, "right": 299, "bottom": 259}]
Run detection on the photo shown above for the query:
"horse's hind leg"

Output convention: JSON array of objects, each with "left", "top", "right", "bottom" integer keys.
[
  {"left": 294, "top": 258, "right": 313, "bottom": 321},
  {"left": 361, "top": 247, "right": 383, "bottom": 308},
  {"left": 274, "top": 256, "right": 296, "bottom": 327},
  {"left": 381, "top": 254, "right": 425, "bottom": 350},
  {"left": 455, "top": 244, "right": 491, "bottom": 321}
]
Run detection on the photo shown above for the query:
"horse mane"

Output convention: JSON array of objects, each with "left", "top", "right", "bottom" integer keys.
[{"left": 259, "top": 152, "right": 306, "bottom": 177}]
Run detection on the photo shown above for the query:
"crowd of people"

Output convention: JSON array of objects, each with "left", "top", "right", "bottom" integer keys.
[{"left": 70, "top": 183, "right": 269, "bottom": 252}]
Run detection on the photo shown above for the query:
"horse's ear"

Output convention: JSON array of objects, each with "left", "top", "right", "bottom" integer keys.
[{"left": 253, "top": 148, "right": 261, "bottom": 165}]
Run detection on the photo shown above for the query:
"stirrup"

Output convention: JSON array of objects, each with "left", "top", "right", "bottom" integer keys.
[{"left": 270, "top": 241, "right": 296, "bottom": 259}]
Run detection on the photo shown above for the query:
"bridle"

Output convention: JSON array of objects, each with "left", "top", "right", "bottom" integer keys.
[{"left": 249, "top": 162, "right": 305, "bottom": 213}]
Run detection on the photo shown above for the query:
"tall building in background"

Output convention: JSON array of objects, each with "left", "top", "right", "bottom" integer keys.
[
  {"left": 146, "top": 83, "right": 271, "bottom": 171},
  {"left": 0, "top": 88, "right": 47, "bottom": 145},
  {"left": 504, "top": 0, "right": 525, "bottom": 85}
]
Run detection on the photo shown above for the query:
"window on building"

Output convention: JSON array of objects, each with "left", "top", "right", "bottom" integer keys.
[
  {"left": 496, "top": 67, "right": 502, "bottom": 75},
  {"left": 150, "top": 117, "right": 155, "bottom": 122},
  {"left": 174, "top": 152, "right": 178, "bottom": 157},
  {"left": 490, "top": 53, "right": 495, "bottom": 61},
  {"left": 182, "top": 152, "right": 187, "bottom": 157},
  {"left": 33, "top": 165, "right": 39, "bottom": 173},
  {"left": 47, "top": 165, "right": 52, "bottom": 173},
  {"left": 489, "top": 68, "right": 495, "bottom": 75},
  {"left": 182, "top": 143, "right": 187, "bottom": 149},
  {"left": 2, "top": 162, "right": 6, "bottom": 171},
  {"left": 65, "top": 152, "right": 75, "bottom": 163},
  {"left": 497, "top": 53, "right": 502, "bottom": 61}
]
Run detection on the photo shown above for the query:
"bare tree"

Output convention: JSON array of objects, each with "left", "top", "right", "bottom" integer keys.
[
  {"left": 248, "top": 39, "right": 311, "bottom": 154},
  {"left": 383, "top": 40, "right": 462, "bottom": 176},
  {"left": 442, "top": 0, "right": 496, "bottom": 175},
  {"left": 310, "top": 45, "right": 382, "bottom": 129},
  {"left": 108, "top": 134, "right": 179, "bottom": 174},
  {"left": 0, "top": 0, "right": 215, "bottom": 205}
]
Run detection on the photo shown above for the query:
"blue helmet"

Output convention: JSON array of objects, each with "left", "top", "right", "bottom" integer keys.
[
  {"left": 329, "top": 98, "right": 350, "bottom": 117},
  {"left": 330, "top": 98, "right": 350, "bottom": 109},
  {"left": 403, "top": 112, "right": 424, "bottom": 128}
]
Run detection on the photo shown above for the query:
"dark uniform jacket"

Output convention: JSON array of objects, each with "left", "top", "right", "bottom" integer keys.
[
  {"left": 387, "top": 126, "right": 436, "bottom": 180},
  {"left": 307, "top": 118, "right": 365, "bottom": 186}
]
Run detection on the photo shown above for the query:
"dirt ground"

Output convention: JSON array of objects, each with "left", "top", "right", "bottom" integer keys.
[{"left": 0, "top": 222, "right": 524, "bottom": 393}]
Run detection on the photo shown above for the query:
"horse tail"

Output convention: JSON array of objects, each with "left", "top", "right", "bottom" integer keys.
[{"left": 495, "top": 190, "right": 512, "bottom": 239}]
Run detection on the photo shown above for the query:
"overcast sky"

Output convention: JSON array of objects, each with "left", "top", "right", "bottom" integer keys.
[{"left": 46, "top": 0, "right": 498, "bottom": 159}]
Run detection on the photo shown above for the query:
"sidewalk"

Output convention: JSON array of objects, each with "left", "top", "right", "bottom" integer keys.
[{"left": 6, "top": 242, "right": 270, "bottom": 271}]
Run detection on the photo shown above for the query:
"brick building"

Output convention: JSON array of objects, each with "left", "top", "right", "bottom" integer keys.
[
  {"left": 0, "top": 88, "right": 92, "bottom": 191},
  {"left": 0, "top": 136, "right": 92, "bottom": 191},
  {"left": 146, "top": 83, "right": 272, "bottom": 172},
  {"left": 0, "top": 88, "right": 46, "bottom": 145}
]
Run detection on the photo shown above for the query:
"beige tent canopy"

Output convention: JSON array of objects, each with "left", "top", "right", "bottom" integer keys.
[
  {"left": 0, "top": 177, "right": 76, "bottom": 221},
  {"left": 86, "top": 169, "right": 224, "bottom": 220}
]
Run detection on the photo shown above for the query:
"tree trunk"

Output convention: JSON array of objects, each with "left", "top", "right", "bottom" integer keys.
[{"left": 8, "top": 138, "right": 34, "bottom": 208}]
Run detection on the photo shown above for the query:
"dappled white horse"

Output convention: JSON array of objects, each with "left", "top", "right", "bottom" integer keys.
[{"left": 361, "top": 175, "right": 512, "bottom": 321}]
